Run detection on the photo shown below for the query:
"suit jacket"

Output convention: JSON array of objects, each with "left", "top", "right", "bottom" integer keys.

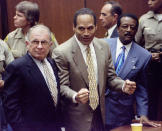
[
  {"left": 53, "top": 35, "right": 124, "bottom": 131},
  {"left": 110, "top": 27, "right": 118, "bottom": 38},
  {"left": 3, "top": 53, "right": 61, "bottom": 131},
  {"left": 104, "top": 38, "right": 151, "bottom": 128}
]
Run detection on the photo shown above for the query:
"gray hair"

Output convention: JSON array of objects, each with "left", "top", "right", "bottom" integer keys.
[
  {"left": 26, "top": 24, "right": 52, "bottom": 42},
  {"left": 16, "top": 1, "right": 40, "bottom": 26},
  {"left": 104, "top": 0, "right": 122, "bottom": 16}
]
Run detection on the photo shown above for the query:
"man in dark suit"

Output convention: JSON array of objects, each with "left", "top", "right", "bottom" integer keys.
[
  {"left": 53, "top": 8, "right": 136, "bottom": 131},
  {"left": 104, "top": 14, "right": 160, "bottom": 131},
  {"left": 99, "top": 0, "right": 122, "bottom": 38},
  {"left": 3, "top": 24, "right": 61, "bottom": 131}
]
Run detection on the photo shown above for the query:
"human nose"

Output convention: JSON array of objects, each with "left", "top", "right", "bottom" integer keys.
[
  {"left": 126, "top": 26, "right": 131, "bottom": 32},
  {"left": 99, "top": 15, "right": 102, "bottom": 20},
  {"left": 37, "top": 42, "right": 43, "bottom": 48},
  {"left": 13, "top": 15, "right": 16, "bottom": 19},
  {"left": 84, "top": 29, "right": 89, "bottom": 36}
]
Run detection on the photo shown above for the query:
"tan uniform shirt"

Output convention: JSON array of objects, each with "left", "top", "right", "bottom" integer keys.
[
  {"left": 135, "top": 11, "right": 162, "bottom": 51},
  {"left": 4, "top": 28, "right": 58, "bottom": 58},
  {"left": 0, "top": 39, "right": 14, "bottom": 79}
]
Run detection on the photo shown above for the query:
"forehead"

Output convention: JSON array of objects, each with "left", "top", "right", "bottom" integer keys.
[
  {"left": 101, "top": 4, "right": 112, "bottom": 13},
  {"left": 76, "top": 14, "right": 95, "bottom": 26},
  {"left": 29, "top": 28, "right": 50, "bottom": 40},
  {"left": 120, "top": 17, "right": 137, "bottom": 25}
]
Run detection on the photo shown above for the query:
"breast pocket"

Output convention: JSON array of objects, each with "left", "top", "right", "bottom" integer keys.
[{"left": 144, "top": 27, "right": 156, "bottom": 43}]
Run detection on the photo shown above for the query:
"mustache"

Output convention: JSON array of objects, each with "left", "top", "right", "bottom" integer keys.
[{"left": 124, "top": 32, "right": 132, "bottom": 36}]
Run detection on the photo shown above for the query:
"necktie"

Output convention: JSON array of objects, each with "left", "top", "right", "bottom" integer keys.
[
  {"left": 42, "top": 60, "right": 58, "bottom": 106},
  {"left": 86, "top": 46, "right": 99, "bottom": 110},
  {"left": 115, "top": 46, "right": 126, "bottom": 75}
]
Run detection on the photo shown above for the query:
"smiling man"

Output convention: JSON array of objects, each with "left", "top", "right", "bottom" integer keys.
[
  {"left": 53, "top": 8, "right": 136, "bottom": 131},
  {"left": 3, "top": 24, "right": 61, "bottom": 131}
]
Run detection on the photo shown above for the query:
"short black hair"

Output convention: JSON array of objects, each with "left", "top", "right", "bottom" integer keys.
[
  {"left": 104, "top": 0, "right": 122, "bottom": 16},
  {"left": 73, "top": 8, "right": 96, "bottom": 27},
  {"left": 117, "top": 13, "right": 139, "bottom": 28}
]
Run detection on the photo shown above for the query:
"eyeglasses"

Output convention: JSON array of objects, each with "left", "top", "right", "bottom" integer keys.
[{"left": 30, "top": 40, "right": 50, "bottom": 46}]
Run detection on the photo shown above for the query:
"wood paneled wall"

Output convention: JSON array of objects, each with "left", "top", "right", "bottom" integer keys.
[{"left": 3, "top": 0, "right": 149, "bottom": 43}]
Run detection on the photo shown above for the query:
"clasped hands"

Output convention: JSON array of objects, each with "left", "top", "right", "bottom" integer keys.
[{"left": 75, "top": 79, "right": 136, "bottom": 104}]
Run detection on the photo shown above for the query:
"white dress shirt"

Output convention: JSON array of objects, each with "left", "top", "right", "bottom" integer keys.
[
  {"left": 32, "top": 57, "right": 57, "bottom": 88},
  {"left": 72, "top": 35, "right": 98, "bottom": 103},
  {"left": 106, "top": 24, "right": 117, "bottom": 38},
  {"left": 74, "top": 35, "right": 98, "bottom": 82},
  {"left": 116, "top": 38, "right": 132, "bottom": 62}
]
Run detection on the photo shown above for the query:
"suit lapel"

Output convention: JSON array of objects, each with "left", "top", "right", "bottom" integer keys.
[
  {"left": 93, "top": 38, "right": 105, "bottom": 96},
  {"left": 25, "top": 54, "right": 47, "bottom": 85},
  {"left": 110, "top": 39, "right": 117, "bottom": 66},
  {"left": 118, "top": 42, "right": 137, "bottom": 79},
  {"left": 72, "top": 37, "right": 89, "bottom": 86},
  {"left": 111, "top": 27, "right": 118, "bottom": 38}
]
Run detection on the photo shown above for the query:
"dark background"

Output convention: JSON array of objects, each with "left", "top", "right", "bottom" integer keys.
[{"left": 0, "top": 0, "right": 149, "bottom": 43}]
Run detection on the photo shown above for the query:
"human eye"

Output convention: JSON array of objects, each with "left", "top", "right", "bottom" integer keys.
[
  {"left": 41, "top": 40, "right": 49, "bottom": 45},
  {"left": 88, "top": 26, "right": 94, "bottom": 31},
  {"left": 78, "top": 27, "right": 85, "bottom": 31},
  {"left": 31, "top": 40, "right": 39, "bottom": 45},
  {"left": 121, "top": 25, "right": 128, "bottom": 29}
]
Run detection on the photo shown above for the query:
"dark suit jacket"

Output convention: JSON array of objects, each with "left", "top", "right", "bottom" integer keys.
[
  {"left": 3, "top": 53, "right": 61, "bottom": 131},
  {"left": 53, "top": 36, "right": 124, "bottom": 131},
  {"left": 110, "top": 27, "right": 118, "bottom": 38},
  {"left": 104, "top": 38, "right": 151, "bottom": 128}
]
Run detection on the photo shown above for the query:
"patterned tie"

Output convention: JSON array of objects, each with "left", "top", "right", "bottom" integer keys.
[
  {"left": 86, "top": 46, "right": 99, "bottom": 110},
  {"left": 42, "top": 60, "right": 58, "bottom": 106},
  {"left": 115, "top": 46, "right": 126, "bottom": 75}
]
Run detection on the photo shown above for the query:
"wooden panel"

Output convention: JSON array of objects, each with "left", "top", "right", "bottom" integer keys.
[
  {"left": 86, "top": 0, "right": 149, "bottom": 38},
  {"left": 6, "top": 0, "right": 84, "bottom": 43}
]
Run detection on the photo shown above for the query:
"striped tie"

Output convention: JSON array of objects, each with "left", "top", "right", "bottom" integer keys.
[
  {"left": 42, "top": 61, "right": 58, "bottom": 106},
  {"left": 115, "top": 46, "right": 126, "bottom": 75},
  {"left": 86, "top": 46, "right": 99, "bottom": 110}
]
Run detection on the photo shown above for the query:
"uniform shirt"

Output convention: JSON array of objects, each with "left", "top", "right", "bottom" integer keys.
[
  {"left": 135, "top": 11, "right": 162, "bottom": 51},
  {"left": 0, "top": 39, "right": 14, "bottom": 79},
  {"left": 4, "top": 28, "right": 59, "bottom": 59}
]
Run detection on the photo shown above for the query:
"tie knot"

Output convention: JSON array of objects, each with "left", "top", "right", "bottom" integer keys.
[
  {"left": 41, "top": 60, "right": 46, "bottom": 65},
  {"left": 122, "top": 46, "right": 126, "bottom": 51},
  {"left": 86, "top": 46, "right": 90, "bottom": 53}
]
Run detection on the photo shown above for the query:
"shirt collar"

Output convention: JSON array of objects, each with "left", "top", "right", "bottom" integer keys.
[
  {"left": 74, "top": 34, "right": 94, "bottom": 52},
  {"left": 15, "top": 28, "right": 25, "bottom": 39},
  {"left": 108, "top": 24, "right": 117, "bottom": 35},
  {"left": 117, "top": 38, "right": 132, "bottom": 52}
]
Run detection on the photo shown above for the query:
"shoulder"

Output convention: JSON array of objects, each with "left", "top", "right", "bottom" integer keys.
[
  {"left": 7, "top": 54, "right": 29, "bottom": 68},
  {"left": 139, "top": 11, "right": 153, "bottom": 22},
  {"left": 55, "top": 37, "right": 74, "bottom": 51},
  {"left": 4, "top": 28, "right": 22, "bottom": 42},
  {"left": 94, "top": 37, "right": 111, "bottom": 49},
  {"left": 133, "top": 42, "right": 151, "bottom": 58},
  {"left": 103, "top": 38, "right": 117, "bottom": 47}
]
